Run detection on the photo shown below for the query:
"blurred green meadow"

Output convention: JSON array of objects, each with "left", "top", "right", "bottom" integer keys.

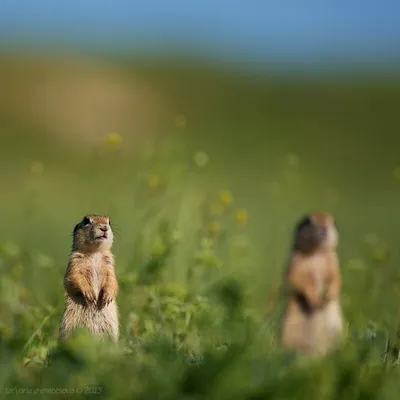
[{"left": 1, "top": 52, "right": 400, "bottom": 398}]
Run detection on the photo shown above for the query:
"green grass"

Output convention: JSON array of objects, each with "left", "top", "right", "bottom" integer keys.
[{"left": 1, "top": 54, "right": 400, "bottom": 399}]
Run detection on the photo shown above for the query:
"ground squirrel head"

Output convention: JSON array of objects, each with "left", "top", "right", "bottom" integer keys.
[
  {"left": 292, "top": 212, "right": 338, "bottom": 254},
  {"left": 72, "top": 214, "right": 113, "bottom": 251}
]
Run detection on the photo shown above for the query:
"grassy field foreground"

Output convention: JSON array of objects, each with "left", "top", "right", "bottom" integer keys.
[{"left": 1, "top": 54, "right": 400, "bottom": 398}]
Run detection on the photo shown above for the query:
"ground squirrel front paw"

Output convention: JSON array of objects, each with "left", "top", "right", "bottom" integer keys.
[
  {"left": 82, "top": 289, "right": 97, "bottom": 305},
  {"left": 98, "top": 288, "right": 114, "bottom": 308},
  {"left": 306, "top": 290, "right": 322, "bottom": 309}
]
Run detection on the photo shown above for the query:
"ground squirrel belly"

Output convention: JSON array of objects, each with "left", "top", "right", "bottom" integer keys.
[
  {"left": 59, "top": 215, "right": 119, "bottom": 341},
  {"left": 279, "top": 212, "right": 343, "bottom": 356}
]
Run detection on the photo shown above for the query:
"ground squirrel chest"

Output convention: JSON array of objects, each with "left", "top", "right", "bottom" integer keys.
[
  {"left": 307, "top": 253, "right": 329, "bottom": 297},
  {"left": 87, "top": 252, "right": 106, "bottom": 297}
]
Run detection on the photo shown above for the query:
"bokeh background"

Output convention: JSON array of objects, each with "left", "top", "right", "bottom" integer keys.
[{"left": 1, "top": 1, "right": 400, "bottom": 398}]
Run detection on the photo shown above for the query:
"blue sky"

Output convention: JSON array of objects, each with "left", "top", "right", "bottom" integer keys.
[{"left": 0, "top": 1, "right": 399, "bottom": 68}]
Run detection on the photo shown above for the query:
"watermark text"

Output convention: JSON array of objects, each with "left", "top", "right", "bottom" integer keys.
[{"left": 4, "top": 386, "right": 103, "bottom": 395}]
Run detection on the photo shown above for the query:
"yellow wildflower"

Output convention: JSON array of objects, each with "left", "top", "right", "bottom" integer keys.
[
  {"left": 105, "top": 132, "right": 122, "bottom": 150},
  {"left": 234, "top": 209, "right": 248, "bottom": 225},
  {"left": 208, "top": 222, "right": 220, "bottom": 235},
  {"left": 19, "top": 287, "right": 30, "bottom": 301},
  {"left": 219, "top": 190, "right": 233, "bottom": 206},
  {"left": 147, "top": 173, "right": 160, "bottom": 188},
  {"left": 373, "top": 246, "right": 388, "bottom": 261}
]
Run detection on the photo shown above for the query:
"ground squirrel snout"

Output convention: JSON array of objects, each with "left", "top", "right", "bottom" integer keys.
[
  {"left": 280, "top": 212, "right": 343, "bottom": 356},
  {"left": 59, "top": 214, "right": 119, "bottom": 342}
]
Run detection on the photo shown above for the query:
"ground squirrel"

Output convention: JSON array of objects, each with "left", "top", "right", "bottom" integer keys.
[
  {"left": 59, "top": 214, "right": 119, "bottom": 342},
  {"left": 279, "top": 212, "right": 343, "bottom": 356}
]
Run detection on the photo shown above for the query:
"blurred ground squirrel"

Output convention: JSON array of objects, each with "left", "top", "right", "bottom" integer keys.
[
  {"left": 279, "top": 212, "right": 343, "bottom": 356},
  {"left": 59, "top": 214, "right": 119, "bottom": 341}
]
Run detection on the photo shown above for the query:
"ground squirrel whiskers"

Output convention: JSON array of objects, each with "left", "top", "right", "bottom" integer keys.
[
  {"left": 59, "top": 214, "right": 119, "bottom": 341},
  {"left": 279, "top": 212, "right": 343, "bottom": 356}
]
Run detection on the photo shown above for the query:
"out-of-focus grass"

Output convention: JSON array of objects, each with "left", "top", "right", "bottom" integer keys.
[{"left": 1, "top": 54, "right": 400, "bottom": 398}]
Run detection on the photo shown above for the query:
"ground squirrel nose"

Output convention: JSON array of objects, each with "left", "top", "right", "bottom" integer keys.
[{"left": 100, "top": 225, "right": 109, "bottom": 232}]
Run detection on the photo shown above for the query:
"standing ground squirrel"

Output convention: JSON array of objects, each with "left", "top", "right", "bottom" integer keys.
[
  {"left": 59, "top": 214, "right": 119, "bottom": 342},
  {"left": 279, "top": 212, "right": 344, "bottom": 356}
]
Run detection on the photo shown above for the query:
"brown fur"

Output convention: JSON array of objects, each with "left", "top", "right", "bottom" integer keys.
[
  {"left": 59, "top": 214, "right": 119, "bottom": 342},
  {"left": 279, "top": 212, "right": 343, "bottom": 356}
]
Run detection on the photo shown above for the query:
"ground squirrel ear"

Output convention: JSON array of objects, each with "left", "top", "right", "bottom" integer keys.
[
  {"left": 82, "top": 216, "right": 91, "bottom": 226},
  {"left": 296, "top": 215, "right": 313, "bottom": 233}
]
